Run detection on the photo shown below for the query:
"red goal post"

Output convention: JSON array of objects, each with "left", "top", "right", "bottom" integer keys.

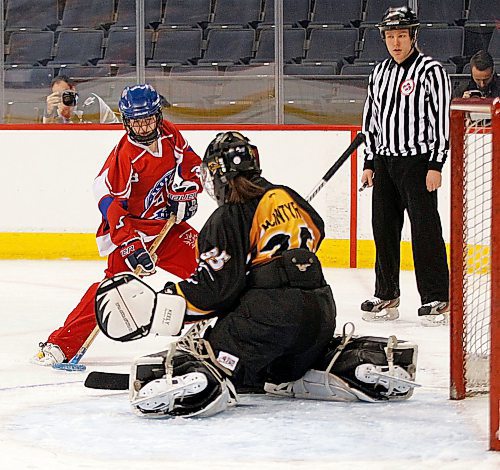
[{"left": 450, "top": 97, "right": 499, "bottom": 451}]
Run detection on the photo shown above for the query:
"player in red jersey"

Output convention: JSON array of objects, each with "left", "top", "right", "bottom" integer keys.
[{"left": 33, "top": 84, "right": 202, "bottom": 365}]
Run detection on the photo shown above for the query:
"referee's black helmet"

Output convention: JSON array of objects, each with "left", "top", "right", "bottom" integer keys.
[{"left": 377, "top": 6, "right": 420, "bottom": 40}]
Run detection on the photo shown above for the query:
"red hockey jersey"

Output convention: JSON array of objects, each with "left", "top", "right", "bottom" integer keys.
[{"left": 93, "top": 120, "right": 202, "bottom": 256}]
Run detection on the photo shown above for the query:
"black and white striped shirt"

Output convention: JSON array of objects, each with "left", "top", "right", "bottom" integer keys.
[{"left": 362, "top": 49, "right": 451, "bottom": 171}]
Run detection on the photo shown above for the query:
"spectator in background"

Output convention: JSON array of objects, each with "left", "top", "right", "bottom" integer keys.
[
  {"left": 454, "top": 50, "right": 499, "bottom": 98},
  {"left": 43, "top": 75, "right": 119, "bottom": 124}
]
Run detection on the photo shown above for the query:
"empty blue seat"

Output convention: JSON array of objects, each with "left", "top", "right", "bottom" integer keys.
[
  {"left": 4, "top": 67, "right": 55, "bottom": 88},
  {"left": 467, "top": 0, "right": 500, "bottom": 26},
  {"left": 310, "top": 0, "right": 363, "bottom": 27},
  {"left": 304, "top": 28, "right": 358, "bottom": 65},
  {"left": 5, "top": 0, "right": 59, "bottom": 31},
  {"left": 262, "top": 0, "right": 310, "bottom": 27},
  {"left": 211, "top": 0, "right": 262, "bottom": 28},
  {"left": 418, "top": 0, "right": 465, "bottom": 26},
  {"left": 115, "top": 0, "right": 163, "bottom": 28},
  {"left": 148, "top": 29, "right": 203, "bottom": 66},
  {"left": 60, "top": 0, "right": 114, "bottom": 29},
  {"left": 49, "top": 30, "right": 104, "bottom": 66},
  {"left": 363, "top": 0, "right": 397, "bottom": 25},
  {"left": 440, "top": 62, "right": 457, "bottom": 74},
  {"left": 341, "top": 63, "right": 377, "bottom": 75},
  {"left": 161, "top": 0, "right": 212, "bottom": 28},
  {"left": 98, "top": 29, "right": 154, "bottom": 65},
  {"left": 488, "top": 28, "right": 500, "bottom": 59},
  {"left": 198, "top": 29, "right": 255, "bottom": 65},
  {"left": 59, "top": 66, "right": 114, "bottom": 79},
  {"left": 355, "top": 28, "right": 388, "bottom": 63},
  {"left": 417, "top": 26, "right": 464, "bottom": 63},
  {"left": 284, "top": 63, "right": 338, "bottom": 75},
  {"left": 251, "top": 28, "right": 306, "bottom": 64},
  {"left": 6, "top": 31, "right": 54, "bottom": 66}
]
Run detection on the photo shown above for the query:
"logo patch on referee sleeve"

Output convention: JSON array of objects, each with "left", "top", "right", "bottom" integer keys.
[
  {"left": 400, "top": 79, "right": 415, "bottom": 96},
  {"left": 217, "top": 351, "right": 239, "bottom": 371}
]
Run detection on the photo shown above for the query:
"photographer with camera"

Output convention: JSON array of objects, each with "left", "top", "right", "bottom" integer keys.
[
  {"left": 454, "top": 50, "right": 499, "bottom": 99},
  {"left": 43, "top": 75, "right": 119, "bottom": 124}
]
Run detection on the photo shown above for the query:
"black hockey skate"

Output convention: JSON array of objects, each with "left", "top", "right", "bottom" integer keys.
[
  {"left": 418, "top": 301, "right": 449, "bottom": 327},
  {"left": 361, "top": 297, "right": 400, "bottom": 322}
]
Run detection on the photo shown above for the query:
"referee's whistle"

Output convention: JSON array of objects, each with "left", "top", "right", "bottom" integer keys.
[{"left": 359, "top": 181, "right": 369, "bottom": 192}]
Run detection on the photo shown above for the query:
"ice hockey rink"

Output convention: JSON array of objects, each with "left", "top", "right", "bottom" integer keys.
[{"left": 1, "top": 260, "right": 499, "bottom": 470}]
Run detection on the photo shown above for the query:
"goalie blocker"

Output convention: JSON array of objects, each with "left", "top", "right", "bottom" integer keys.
[{"left": 94, "top": 273, "right": 419, "bottom": 418}]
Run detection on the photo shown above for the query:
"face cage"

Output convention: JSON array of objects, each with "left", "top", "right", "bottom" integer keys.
[
  {"left": 123, "top": 110, "right": 163, "bottom": 146},
  {"left": 201, "top": 160, "right": 228, "bottom": 207}
]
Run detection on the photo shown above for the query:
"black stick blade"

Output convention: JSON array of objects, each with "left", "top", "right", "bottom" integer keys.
[{"left": 84, "top": 371, "right": 129, "bottom": 390}]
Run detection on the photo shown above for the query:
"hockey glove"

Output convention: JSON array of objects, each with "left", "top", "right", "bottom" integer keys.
[
  {"left": 168, "top": 181, "right": 199, "bottom": 223},
  {"left": 120, "top": 238, "right": 155, "bottom": 274}
]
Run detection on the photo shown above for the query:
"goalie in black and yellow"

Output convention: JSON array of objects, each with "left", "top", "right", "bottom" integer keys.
[{"left": 95, "top": 131, "right": 419, "bottom": 418}]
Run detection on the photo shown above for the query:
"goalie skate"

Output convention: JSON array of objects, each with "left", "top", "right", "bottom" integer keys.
[
  {"left": 355, "top": 363, "right": 421, "bottom": 398},
  {"left": 132, "top": 372, "right": 208, "bottom": 411},
  {"left": 418, "top": 301, "right": 449, "bottom": 327},
  {"left": 361, "top": 297, "right": 400, "bottom": 322}
]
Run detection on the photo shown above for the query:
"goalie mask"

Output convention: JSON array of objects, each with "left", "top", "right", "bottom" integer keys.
[
  {"left": 377, "top": 6, "right": 420, "bottom": 41},
  {"left": 119, "top": 84, "right": 163, "bottom": 146},
  {"left": 201, "top": 131, "right": 261, "bottom": 206},
  {"left": 95, "top": 273, "right": 185, "bottom": 342}
]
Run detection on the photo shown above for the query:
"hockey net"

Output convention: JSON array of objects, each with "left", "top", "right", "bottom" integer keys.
[{"left": 450, "top": 98, "right": 499, "bottom": 451}]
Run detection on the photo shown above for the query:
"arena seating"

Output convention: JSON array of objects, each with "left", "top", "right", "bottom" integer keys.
[
  {"left": 251, "top": 27, "right": 306, "bottom": 64},
  {"left": 1, "top": 0, "right": 498, "bottom": 124},
  {"left": 5, "top": 0, "right": 59, "bottom": 31}
]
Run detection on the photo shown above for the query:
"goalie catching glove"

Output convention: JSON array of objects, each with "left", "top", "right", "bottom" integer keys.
[{"left": 95, "top": 272, "right": 185, "bottom": 341}]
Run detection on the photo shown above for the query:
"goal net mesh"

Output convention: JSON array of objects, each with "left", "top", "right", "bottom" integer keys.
[{"left": 450, "top": 99, "right": 499, "bottom": 451}]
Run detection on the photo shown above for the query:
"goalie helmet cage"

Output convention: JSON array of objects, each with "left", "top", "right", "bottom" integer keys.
[{"left": 450, "top": 98, "right": 500, "bottom": 451}]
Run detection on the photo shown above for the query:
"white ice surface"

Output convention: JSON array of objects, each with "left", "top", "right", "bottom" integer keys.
[{"left": 1, "top": 260, "right": 499, "bottom": 470}]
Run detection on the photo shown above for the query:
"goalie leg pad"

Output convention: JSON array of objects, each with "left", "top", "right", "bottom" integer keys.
[
  {"left": 130, "top": 347, "right": 237, "bottom": 418},
  {"left": 265, "top": 369, "right": 377, "bottom": 403},
  {"left": 324, "top": 334, "right": 419, "bottom": 401}
]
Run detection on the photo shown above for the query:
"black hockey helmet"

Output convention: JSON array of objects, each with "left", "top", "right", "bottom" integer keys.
[
  {"left": 377, "top": 6, "right": 420, "bottom": 40},
  {"left": 201, "top": 131, "right": 261, "bottom": 206}
]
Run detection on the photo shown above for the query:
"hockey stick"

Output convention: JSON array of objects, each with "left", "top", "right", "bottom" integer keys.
[
  {"left": 52, "top": 214, "right": 177, "bottom": 372},
  {"left": 84, "top": 134, "right": 366, "bottom": 390},
  {"left": 306, "top": 132, "right": 365, "bottom": 202}
]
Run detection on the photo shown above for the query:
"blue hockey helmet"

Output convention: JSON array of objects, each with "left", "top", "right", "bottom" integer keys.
[{"left": 119, "top": 84, "right": 163, "bottom": 145}]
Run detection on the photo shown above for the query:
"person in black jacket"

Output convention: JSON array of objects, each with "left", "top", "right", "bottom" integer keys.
[
  {"left": 93, "top": 132, "right": 419, "bottom": 418},
  {"left": 454, "top": 50, "right": 499, "bottom": 99}
]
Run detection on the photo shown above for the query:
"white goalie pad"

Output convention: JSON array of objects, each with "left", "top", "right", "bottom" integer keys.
[
  {"left": 95, "top": 273, "right": 185, "bottom": 342},
  {"left": 129, "top": 347, "right": 238, "bottom": 419},
  {"left": 265, "top": 370, "right": 377, "bottom": 403}
]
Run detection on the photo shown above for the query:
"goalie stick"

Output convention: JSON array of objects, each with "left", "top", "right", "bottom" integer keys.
[
  {"left": 84, "top": 134, "right": 365, "bottom": 389},
  {"left": 53, "top": 214, "right": 177, "bottom": 372}
]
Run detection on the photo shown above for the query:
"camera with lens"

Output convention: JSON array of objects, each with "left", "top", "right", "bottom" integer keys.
[
  {"left": 61, "top": 90, "right": 78, "bottom": 106},
  {"left": 468, "top": 89, "right": 483, "bottom": 98}
]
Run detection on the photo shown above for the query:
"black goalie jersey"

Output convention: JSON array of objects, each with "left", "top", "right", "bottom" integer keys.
[{"left": 176, "top": 177, "right": 325, "bottom": 320}]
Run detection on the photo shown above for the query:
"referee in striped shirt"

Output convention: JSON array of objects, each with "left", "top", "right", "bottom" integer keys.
[{"left": 360, "top": 6, "right": 451, "bottom": 326}]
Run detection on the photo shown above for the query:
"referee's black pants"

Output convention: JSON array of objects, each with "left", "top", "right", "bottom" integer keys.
[{"left": 372, "top": 154, "right": 449, "bottom": 305}]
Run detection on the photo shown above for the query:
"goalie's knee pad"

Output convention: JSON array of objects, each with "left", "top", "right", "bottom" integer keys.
[{"left": 130, "top": 349, "right": 237, "bottom": 418}]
